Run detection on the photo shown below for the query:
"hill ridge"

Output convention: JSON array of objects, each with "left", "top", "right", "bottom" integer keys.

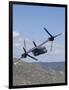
[{"left": 13, "top": 58, "right": 65, "bottom": 86}]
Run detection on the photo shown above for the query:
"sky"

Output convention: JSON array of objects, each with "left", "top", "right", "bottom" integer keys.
[{"left": 13, "top": 4, "right": 65, "bottom": 62}]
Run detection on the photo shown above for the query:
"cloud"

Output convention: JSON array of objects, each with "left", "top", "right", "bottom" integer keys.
[
  {"left": 14, "top": 43, "right": 21, "bottom": 47},
  {"left": 13, "top": 31, "right": 34, "bottom": 58},
  {"left": 13, "top": 31, "right": 20, "bottom": 37}
]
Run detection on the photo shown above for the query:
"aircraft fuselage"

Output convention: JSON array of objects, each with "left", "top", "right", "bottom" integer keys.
[{"left": 32, "top": 47, "right": 47, "bottom": 56}]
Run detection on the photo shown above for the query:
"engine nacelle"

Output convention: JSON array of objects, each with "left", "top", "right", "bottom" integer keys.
[{"left": 21, "top": 53, "right": 27, "bottom": 58}]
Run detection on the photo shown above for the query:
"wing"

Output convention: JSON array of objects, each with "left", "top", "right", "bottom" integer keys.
[{"left": 25, "top": 33, "right": 62, "bottom": 54}]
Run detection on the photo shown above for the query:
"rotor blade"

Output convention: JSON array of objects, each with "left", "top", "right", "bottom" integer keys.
[
  {"left": 54, "top": 33, "right": 62, "bottom": 38},
  {"left": 50, "top": 41, "right": 53, "bottom": 51},
  {"left": 33, "top": 41, "right": 37, "bottom": 47},
  {"left": 27, "top": 54, "right": 38, "bottom": 61},
  {"left": 44, "top": 27, "right": 53, "bottom": 37},
  {"left": 24, "top": 40, "right": 26, "bottom": 49},
  {"left": 23, "top": 47, "right": 26, "bottom": 53}
]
